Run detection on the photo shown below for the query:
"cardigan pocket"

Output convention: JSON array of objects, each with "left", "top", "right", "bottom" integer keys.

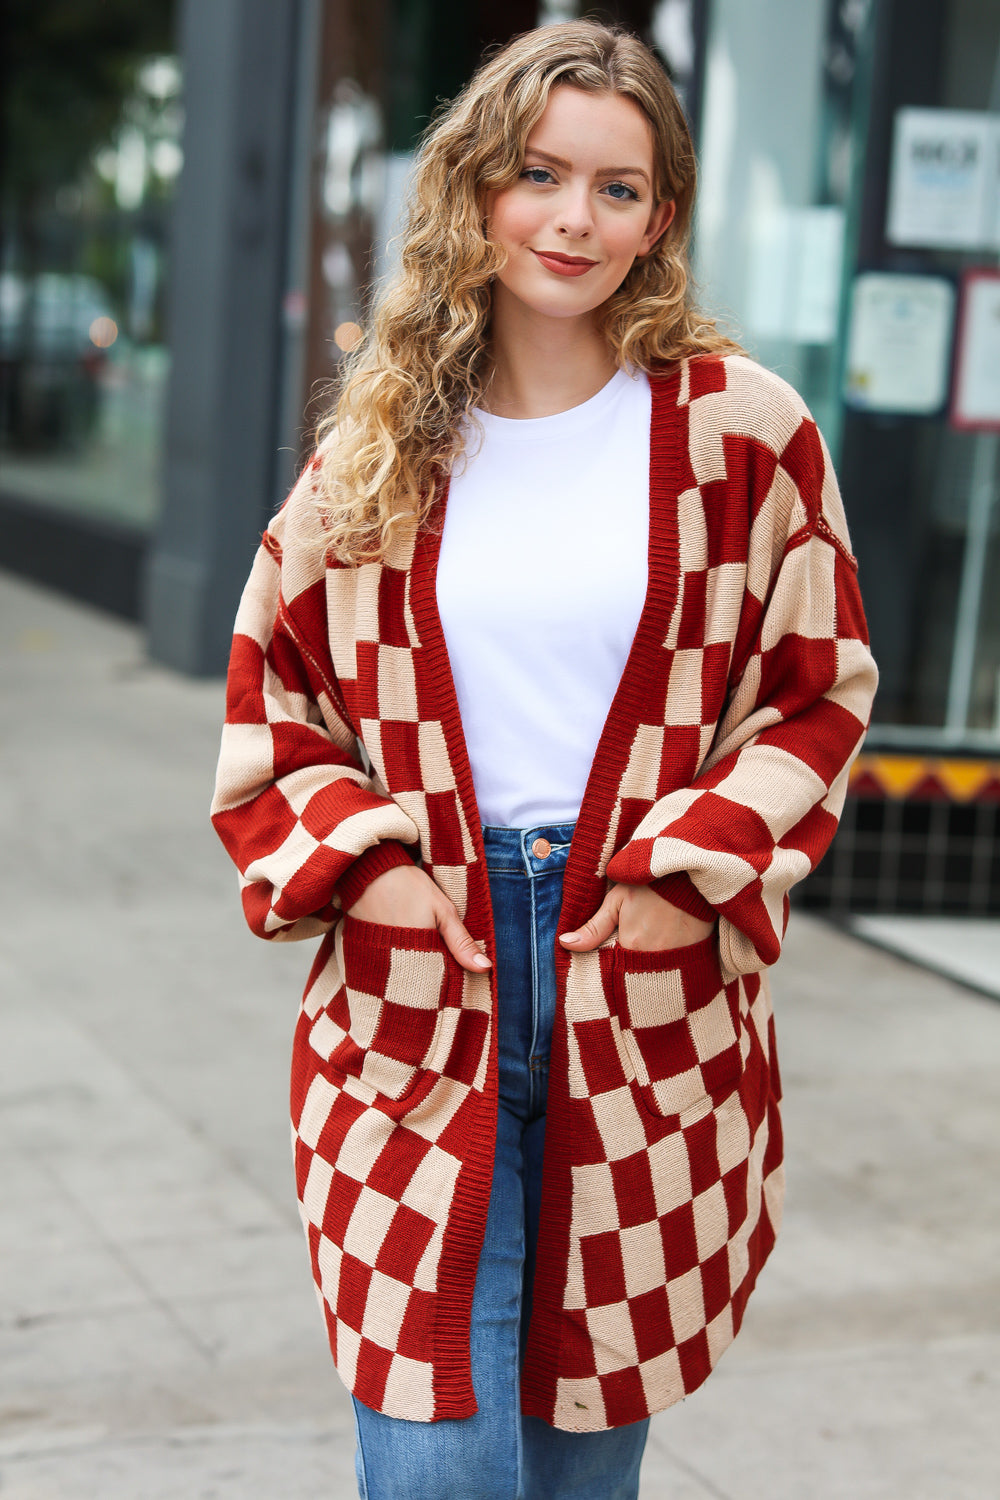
[
  {"left": 328, "top": 915, "right": 452, "bottom": 1103},
  {"left": 611, "top": 934, "right": 744, "bottom": 1120}
]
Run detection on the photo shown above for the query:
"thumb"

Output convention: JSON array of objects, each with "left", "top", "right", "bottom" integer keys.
[
  {"left": 559, "top": 889, "right": 623, "bottom": 952},
  {"left": 437, "top": 907, "right": 492, "bottom": 974}
]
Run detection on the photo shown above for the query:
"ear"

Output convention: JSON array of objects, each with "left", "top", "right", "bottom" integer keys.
[{"left": 638, "top": 199, "right": 676, "bottom": 257}]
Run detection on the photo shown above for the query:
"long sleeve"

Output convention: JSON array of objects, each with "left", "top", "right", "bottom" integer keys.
[
  {"left": 211, "top": 525, "right": 418, "bottom": 942},
  {"left": 606, "top": 397, "right": 878, "bottom": 978}
]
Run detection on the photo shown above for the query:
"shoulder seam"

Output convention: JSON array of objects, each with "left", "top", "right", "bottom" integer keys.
[
  {"left": 816, "top": 515, "right": 859, "bottom": 569},
  {"left": 277, "top": 592, "right": 357, "bottom": 731},
  {"left": 785, "top": 517, "right": 858, "bottom": 570}
]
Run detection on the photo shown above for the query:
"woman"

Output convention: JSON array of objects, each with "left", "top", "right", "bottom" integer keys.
[{"left": 212, "top": 20, "right": 877, "bottom": 1499}]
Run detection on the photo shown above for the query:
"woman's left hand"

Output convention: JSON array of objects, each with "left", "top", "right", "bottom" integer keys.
[{"left": 559, "top": 883, "right": 715, "bottom": 953}]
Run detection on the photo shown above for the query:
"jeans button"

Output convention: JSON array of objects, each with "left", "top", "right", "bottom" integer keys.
[{"left": 531, "top": 837, "right": 551, "bottom": 859}]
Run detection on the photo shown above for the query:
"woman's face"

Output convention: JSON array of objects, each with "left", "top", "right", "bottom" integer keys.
[{"left": 486, "top": 86, "right": 674, "bottom": 329}]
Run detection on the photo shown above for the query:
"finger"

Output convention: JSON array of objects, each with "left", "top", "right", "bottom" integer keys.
[
  {"left": 559, "top": 890, "right": 622, "bottom": 951},
  {"left": 436, "top": 907, "right": 492, "bottom": 972}
]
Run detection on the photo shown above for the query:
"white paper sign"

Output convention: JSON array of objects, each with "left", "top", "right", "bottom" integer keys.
[
  {"left": 887, "top": 108, "right": 999, "bottom": 250},
  {"left": 843, "top": 272, "right": 955, "bottom": 415},
  {"left": 746, "top": 205, "right": 845, "bottom": 344},
  {"left": 952, "top": 272, "right": 1000, "bottom": 429}
]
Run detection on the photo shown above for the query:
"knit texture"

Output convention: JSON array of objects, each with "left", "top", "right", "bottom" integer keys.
[{"left": 211, "top": 355, "right": 877, "bottom": 1430}]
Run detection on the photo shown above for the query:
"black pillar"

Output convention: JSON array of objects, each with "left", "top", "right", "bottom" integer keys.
[{"left": 145, "top": 0, "right": 305, "bottom": 675}]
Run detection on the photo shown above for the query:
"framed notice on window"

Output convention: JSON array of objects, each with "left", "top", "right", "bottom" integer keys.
[
  {"left": 951, "top": 269, "right": 1000, "bottom": 430},
  {"left": 887, "top": 108, "right": 1000, "bottom": 250},
  {"left": 843, "top": 271, "right": 955, "bottom": 416}
]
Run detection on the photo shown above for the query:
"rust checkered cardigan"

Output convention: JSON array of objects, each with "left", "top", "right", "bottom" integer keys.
[{"left": 212, "top": 355, "right": 877, "bottom": 1431}]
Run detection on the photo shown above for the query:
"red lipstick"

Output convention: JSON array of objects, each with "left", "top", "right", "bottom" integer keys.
[{"left": 532, "top": 250, "right": 598, "bottom": 277}]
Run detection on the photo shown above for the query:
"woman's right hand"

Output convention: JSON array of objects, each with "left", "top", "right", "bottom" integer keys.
[{"left": 346, "top": 864, "right": 491, "bottom": 973}]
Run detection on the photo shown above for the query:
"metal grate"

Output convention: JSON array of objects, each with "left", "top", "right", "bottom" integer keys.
[{"left": 798, "top": 796, "right": 1000, "bottom": 915}]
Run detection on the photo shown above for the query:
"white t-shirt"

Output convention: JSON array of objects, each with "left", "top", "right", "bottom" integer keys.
[{"left": 436, "top": 368, "right": 651, "bottom": 828}]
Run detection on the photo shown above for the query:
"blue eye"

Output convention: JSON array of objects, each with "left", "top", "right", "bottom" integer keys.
[
  {"left": 604, "top": 181, "right": 640, "bottom": 202},
  {"left": 521, "top": 167, "right": 554, "bottom": 184}
]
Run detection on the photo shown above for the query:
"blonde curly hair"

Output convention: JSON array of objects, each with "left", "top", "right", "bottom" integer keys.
[{"left": 306, "top": 19, "right": 741, "bottom": 564}]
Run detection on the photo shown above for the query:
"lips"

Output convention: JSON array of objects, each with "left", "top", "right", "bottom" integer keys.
[{"left": 531, "top": 249, "right": 599, "bottom": 277}]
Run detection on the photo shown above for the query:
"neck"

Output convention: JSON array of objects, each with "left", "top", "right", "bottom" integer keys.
[{"left": 483, "top": 292, "right": 617, "bottom": 419}]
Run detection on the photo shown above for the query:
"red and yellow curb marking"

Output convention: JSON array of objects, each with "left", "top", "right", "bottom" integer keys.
[{"left": 849, "top": 753, "right": 1000, "bottom": 803}]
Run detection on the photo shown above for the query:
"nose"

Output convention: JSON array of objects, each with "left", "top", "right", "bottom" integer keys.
[{"left": 554, "top": 183, "right": 594, "bottom": 240}]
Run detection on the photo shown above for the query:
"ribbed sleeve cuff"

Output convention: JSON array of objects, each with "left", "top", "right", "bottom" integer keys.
[
  {"left": 648, "top": 871, "right": 717, "bottom": 924},
  {"left": 334, "top": 840, "right": 414, "bottom": 911}
]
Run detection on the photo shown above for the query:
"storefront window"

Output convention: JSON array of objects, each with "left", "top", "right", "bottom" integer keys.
[
  {"left": 1, "top": 6, "right": 179, "bottom": 532},
  {"left": 692, "top": 0, "right": 862, "bottom": 442},
  {"left": 839, "top": 0, "right": 1000, "bottom": 745},
  {"left": 694, "top": 0, "right": 1000, "bottom": 748}
]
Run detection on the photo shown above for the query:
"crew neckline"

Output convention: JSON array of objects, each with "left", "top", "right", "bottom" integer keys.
[{"left": 469, "top": 367, "right": 641, "bottom": 442}]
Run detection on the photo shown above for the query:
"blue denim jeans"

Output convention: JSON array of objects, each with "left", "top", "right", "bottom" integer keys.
[{"left": 352, "top": 822, "right": 650, "bottom": 1500}]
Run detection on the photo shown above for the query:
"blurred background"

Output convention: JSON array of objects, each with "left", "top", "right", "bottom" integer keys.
[
  {"left": 4, "top": 0, "right": 1000, "bottom": 921},
  {"left": 2, "top": 4, "right": 999, "bottom": 1496}
]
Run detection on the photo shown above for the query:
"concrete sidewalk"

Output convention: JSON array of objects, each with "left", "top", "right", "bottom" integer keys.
[
  {"left": 2, "top": 567, "right": 998, "bottom": 1500},
  {"left": 850, "top": 914, "right": 1000, "bottom": 1002}
]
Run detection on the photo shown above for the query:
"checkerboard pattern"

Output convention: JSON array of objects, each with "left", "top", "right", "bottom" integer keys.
[
  {"left": 212, "top": 354, "right": 877, "bottom": 1429},
  {"left": 611, "top": 933, "right": 744, "bottom": 1119},
  {"left": 520, "top": 936, "right": 781, "bottom": 1430},
  {"left": 291, "top": 920, "right": 490, "bottom": 1419}
]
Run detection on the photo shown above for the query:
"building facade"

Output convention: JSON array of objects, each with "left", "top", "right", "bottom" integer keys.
[
  {"left": 3, "top": 0, "right": 999, "bottom": 913},
  {"left": 692, "top": 0, "right": 1000, "bottom": 914}
]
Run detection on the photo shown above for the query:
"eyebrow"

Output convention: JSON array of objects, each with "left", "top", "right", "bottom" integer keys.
[{"left": 524, "top": 147, "right": 651, "bottom": 187}]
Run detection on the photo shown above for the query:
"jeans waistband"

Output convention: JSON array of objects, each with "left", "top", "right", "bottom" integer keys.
[{"left": 481, "top": 822, "right": 576, "bottom": 877}]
